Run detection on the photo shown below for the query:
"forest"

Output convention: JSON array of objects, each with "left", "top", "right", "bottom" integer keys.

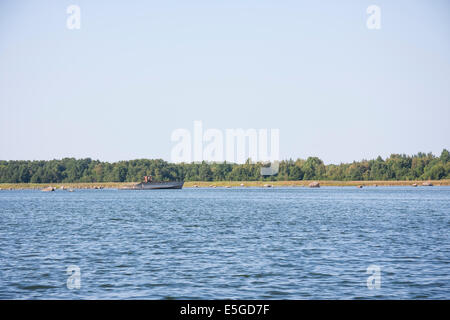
[{"left": 0, "top": 149, "right": 449, "bottom": 183}]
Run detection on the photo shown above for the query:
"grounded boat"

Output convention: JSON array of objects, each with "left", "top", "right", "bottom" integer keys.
[{"left": 119, "top": 176, "right": 184, "bottom": 190}]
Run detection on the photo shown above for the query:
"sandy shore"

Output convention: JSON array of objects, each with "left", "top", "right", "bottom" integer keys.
[{"left": 0, "top": 180, "right": 449, "bottom": 190}]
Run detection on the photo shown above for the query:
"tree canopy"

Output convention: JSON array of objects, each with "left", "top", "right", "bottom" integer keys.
[{"left": 0, "top": 149, "right": 449, "bottom": 183}]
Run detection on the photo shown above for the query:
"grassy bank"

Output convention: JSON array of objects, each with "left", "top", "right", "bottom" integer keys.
[{"left": 1, "top": 180, "right": 449, "bottom": 190}]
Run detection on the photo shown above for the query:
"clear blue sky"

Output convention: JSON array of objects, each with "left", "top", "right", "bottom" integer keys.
[{"left": 1, "top": 0, "right": 449, "bottom": 164}]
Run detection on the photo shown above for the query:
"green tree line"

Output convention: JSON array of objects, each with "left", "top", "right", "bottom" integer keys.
[{"left": 0, "top": 149, "right": 449, "bottom": 183}]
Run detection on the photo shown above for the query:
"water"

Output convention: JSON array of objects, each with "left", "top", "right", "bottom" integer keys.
[{"left": 0, "top": 187, "right": 449, "bottom": 299}]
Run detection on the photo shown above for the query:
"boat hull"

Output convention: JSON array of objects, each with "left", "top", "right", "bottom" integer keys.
[{"left": 119, "top": 181, "right": 184, "bottom": 190}]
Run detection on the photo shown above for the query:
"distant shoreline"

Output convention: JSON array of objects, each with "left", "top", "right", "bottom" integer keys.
[{"left": 1, "top": 180, "right": 449, "bottom": 190}]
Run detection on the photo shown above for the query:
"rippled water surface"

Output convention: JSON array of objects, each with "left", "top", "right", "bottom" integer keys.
[{"left": 0, "top": 187, "right": 449, "bottom": 299}]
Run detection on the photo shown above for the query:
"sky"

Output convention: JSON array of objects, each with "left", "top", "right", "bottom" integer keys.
[{"left": 0, "top": 0, "right": 449, "bottom": 164}]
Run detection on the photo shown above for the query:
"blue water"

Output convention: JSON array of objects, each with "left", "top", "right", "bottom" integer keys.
[{"left": 0, "top": 187, "right": 449, "bottom": 299}]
